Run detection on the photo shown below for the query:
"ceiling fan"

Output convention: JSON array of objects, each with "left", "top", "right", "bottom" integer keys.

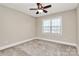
[{"left": 29, "top": 3, "right": 52, "bottom": 14}]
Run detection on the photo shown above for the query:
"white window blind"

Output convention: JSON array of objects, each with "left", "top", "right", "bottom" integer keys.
[
  {"left": 42, "top": 16, "right": 62, "bottom": 34},
  {"left": 42, "top": 20, "right": 50, "bottom": 33}
]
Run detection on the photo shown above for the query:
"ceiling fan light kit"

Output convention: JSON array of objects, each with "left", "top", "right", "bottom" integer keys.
[{"left": 37, "top": 9, "right": 43, "bottom": 13}]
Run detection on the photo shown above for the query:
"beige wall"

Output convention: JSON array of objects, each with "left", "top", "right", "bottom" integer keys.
[
  {"left": 0, "top": 6, "right": 36, "bottom": 47},
  {"left": 0, "top": 5, "right": 77, "bottom": 48},
  {"left": 36, "top": 10, "right": 77, "bottom": 44}
]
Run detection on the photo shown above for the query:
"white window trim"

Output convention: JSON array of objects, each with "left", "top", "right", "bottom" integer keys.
[{"left": 42, "top": 16, "right": 62, "bottom": 35}]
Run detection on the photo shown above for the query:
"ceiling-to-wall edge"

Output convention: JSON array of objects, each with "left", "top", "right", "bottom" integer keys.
[
  {"left": 36, "top": 8, "right": 77, "bottom": 18},
  {"left": 0, "top": 5, "right": 36, "bottom": 18}
]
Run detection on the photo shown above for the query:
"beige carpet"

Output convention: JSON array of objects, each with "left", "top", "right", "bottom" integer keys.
[{"left": 0, "top": 39, "right": 77, "bottom": 56}]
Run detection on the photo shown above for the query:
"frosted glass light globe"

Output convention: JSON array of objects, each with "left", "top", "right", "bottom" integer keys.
[{"left": 38, "top": 9, "right": 43, "bottom": 13}]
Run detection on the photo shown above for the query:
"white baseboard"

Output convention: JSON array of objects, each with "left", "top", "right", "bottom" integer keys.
[
  {"left": 0, "top": 37, "right": 77, "bottom": 50},
  {"left": 35, "top": 37, "right": 77, "bottom": 47},
  {"left": 0, "top": 38, "right": 34, "bottom": 50}
]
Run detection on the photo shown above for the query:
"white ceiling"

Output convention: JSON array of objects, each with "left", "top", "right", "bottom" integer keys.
[{"left": 0, "top": 3, "right": 78, "bottom": 17}]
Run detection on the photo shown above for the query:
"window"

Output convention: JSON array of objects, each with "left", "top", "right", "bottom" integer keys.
[
  {"left": 42, "top": 20, "right": 50, "bottom": 33},
  {"left": 42, "top": 16, "right": 62, "bottom": 34},
  {"left": 52, "top": 17, "right": 62, "bottom": 34}
]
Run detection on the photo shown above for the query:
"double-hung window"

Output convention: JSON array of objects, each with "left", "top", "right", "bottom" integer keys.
[
  {"left": 42, "top": 20, "right": 51, "bottom": 33},
  {"left": 42, "top": 16, "right": 62, "bottom": 34}
]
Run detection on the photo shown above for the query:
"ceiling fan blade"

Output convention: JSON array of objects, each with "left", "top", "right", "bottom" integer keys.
[
  {"left": 29, "top": 8, "right": 37, "bottom": 10},
  {"left": 43, "top": 10, "right": 48, "bottom": 13},
  {"left": 37, "top": 3, "right": 40, "bottom": 6},
  {"left": 43, "top": 5, "right": 51, "bottom": 9},
  {"left": 37, "top": 3, "right": 41, "bottom": 9},
  {"left": 36, "top": 11, "right": 39, "bottom": 14}
]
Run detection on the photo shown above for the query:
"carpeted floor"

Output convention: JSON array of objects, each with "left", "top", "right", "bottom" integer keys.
[{"left": 0, "top": 39, "right": 78, "bottom": 56}]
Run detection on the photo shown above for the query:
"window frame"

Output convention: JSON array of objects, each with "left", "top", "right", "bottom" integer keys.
[{"left": 42, "top": 16, "right": 62, "bottom": 35}]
